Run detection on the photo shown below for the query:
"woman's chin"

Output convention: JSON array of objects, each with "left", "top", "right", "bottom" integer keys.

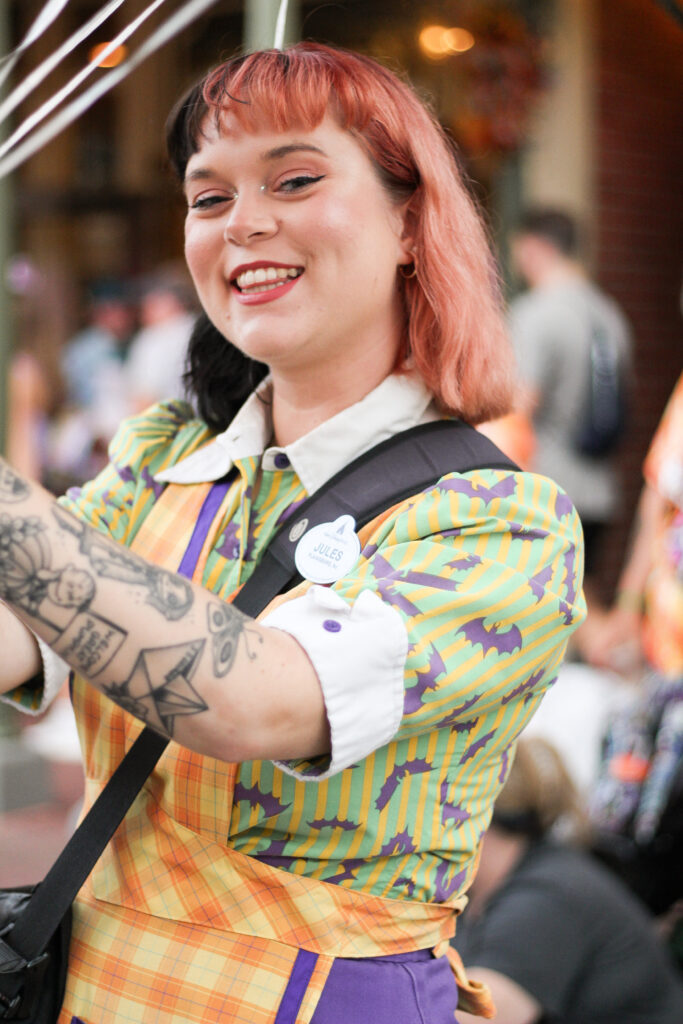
[{"left": 230, "top": 332, "right": 317, "bottom": 376}]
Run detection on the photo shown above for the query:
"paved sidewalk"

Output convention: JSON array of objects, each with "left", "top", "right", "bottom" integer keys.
[
  {"left": 0, "top": 699, "right": 84, "bottom": 886},
  {"left": 0, "top": 797, "right": 81, "bottom": 886}
]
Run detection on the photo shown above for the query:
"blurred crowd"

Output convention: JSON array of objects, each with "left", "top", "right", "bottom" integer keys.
[{"left": 5, "top": 259, "right": 198, "bottom": 491}]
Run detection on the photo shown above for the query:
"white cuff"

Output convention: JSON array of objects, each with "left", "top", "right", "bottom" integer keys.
[
  {"left": 34, "top": 637, "right": 70, "bottom": 712},
  {"left": 262, "top": 586, "right": 408, "bottom": 780}
]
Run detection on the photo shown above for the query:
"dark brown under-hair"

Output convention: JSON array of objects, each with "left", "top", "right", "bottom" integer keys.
[{"left": 493, "top": 737, "right": 590, "bottom": 844}]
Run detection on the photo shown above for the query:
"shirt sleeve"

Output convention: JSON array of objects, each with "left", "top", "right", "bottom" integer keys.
[
  {"left": 264, "top": 586, "right": 408, "bottom": 778},
  {"left": 1, "top": 401, "right": 208, "bottom": 712},
  {"left": 268, "top": 468, "right": 585, "bottom": 780}
]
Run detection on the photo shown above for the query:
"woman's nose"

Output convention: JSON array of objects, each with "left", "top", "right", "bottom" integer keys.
[{"left": 222, "top": 190, "right": 277, "bottom": 246}]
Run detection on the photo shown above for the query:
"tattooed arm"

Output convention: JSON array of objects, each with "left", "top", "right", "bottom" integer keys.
[
  {"left": 0, "top": 459, "right": 329, "bottom": 763},
  {"left": 0, "top": 463, "right": 44, "bottom": 687}
]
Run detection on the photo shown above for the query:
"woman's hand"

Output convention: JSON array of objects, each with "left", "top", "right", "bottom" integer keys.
[
  {"left": 581, "top": 605, "right": 644, "bottom": 674},
  {"left": 0, "top": 461, "right": 43, "bottom": 692},
  {"left": 0, "top": 600, "right": 42, "bottom": 694},
  {"left": 0, "top": 456, "right": 329, "bottom": 763},
  {"left": 454, "top": 968, "right": 543, "bottom": 1024}
]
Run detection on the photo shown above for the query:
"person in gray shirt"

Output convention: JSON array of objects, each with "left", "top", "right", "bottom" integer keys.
[{"left": 509, "top": 208, "right": 631, "bottom": 614}]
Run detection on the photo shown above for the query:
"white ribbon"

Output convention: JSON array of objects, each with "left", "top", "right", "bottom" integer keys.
[
  {"left": 0, "top": 0, "right": 222, "bottom": 179},
  {"left": 273, "top": 0, "right": 290, "bottom": 49},
  {"left": 0, "top": 0, "right": 169, "bottom": 163},
  {"left": 0, "top": 0, "right": 72, "bottom": 88},
  {"left": 0, "top": 0, "right": 127, "bottom": 127}
]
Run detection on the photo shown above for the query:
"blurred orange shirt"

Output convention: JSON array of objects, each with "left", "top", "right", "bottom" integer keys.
[
  {"left": 642, "top": 373, "right": 683, "bottom": 675},
  {"left": 477, "top": 411, "right": 536, "bottom": 470}
]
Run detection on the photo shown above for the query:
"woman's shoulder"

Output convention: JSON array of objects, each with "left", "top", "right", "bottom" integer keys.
[
  {"left": 397, "top": 466, "right": 580, "bottom": 538},
  {"left": 108, "top": 399, "right": 214, "bottom": 477},
  {"left": 377, "top": 467, "right": 584, "bottom": 620},
  {"left": 58, "top": 400, "right": 216, "bottom": 544}
]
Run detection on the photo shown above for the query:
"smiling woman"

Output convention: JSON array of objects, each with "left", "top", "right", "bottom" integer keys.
[{"left": 0, "top": 42, "right": 585, "bottom": 1024}]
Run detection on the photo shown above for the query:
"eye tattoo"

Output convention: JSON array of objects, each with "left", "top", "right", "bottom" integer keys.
[
  {"left": 54, "top": 507, "right": 194, "bottom": 621},
  {"left": 0, "top": 463, "right": 30, "bottom": 504}
]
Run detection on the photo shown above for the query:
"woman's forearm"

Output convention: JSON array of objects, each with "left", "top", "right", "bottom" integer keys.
[{"left": 0, "top": 458, "right": 328, "bottom": 762}]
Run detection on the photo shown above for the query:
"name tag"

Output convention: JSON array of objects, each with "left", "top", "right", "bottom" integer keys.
[{"left": 294, "top": 514, "right": 361, "bottom": 584}]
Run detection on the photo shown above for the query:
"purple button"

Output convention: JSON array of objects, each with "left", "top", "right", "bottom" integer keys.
[
  {"left": 323, "top": 619, "right": 342, "bottom": 633},
  {"left": 274, "top": 452, "right": 290, "bottom": 469}
]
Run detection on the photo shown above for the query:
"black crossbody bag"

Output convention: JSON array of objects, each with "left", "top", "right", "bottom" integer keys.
[{"left": 0, "top": 420, "right": 515, "bottom": 1022}]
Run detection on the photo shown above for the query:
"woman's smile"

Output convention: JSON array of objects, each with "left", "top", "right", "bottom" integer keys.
[{"left": 231, "top": 261, "right": 303, "bottom": 303}]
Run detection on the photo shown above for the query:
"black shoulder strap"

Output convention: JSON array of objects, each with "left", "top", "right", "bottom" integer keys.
[
  {"left": 236, "top": 419, "right": 516, "bottom": 615},
  {"left": 5, "top": 420, "right": 516, "bottom": 961}
]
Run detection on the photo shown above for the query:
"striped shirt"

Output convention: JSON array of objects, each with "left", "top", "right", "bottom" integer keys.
[{"left": 51, "top": 380, "right": 585, "bottom": 906}]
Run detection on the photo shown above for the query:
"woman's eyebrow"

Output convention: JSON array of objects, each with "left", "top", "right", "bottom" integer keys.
[
  {"left": 184, "top": 143, "right": 328, "bottom": 189},
  {"left": 261, "top": 143, "right": 326, "bottom": 160},
  {"left": 184, "top": 168, "right": 215, "bottom": 185}
]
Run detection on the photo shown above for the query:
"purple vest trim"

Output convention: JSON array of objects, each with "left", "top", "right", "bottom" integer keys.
[
  {"left": 177, "top": 480, "right": 231, "bottom": 578},
  {"left": 273, "top": 949, "right": 319, "bottom": 1024}
]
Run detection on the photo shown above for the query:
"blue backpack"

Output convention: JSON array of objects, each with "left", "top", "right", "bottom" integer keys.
[{"left": 573, "top": 319, "right": 628, "bottom": 457}]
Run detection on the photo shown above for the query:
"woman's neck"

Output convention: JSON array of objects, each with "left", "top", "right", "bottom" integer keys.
[{"left": 269, "top": 349, "right": 398, "bottom": 447}]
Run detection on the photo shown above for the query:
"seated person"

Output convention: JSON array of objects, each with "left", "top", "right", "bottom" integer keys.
[{"left": 453, "top": 737, "right": 683, "bottom": 1024}]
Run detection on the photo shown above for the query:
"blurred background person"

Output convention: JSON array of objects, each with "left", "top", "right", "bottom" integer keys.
[
  {"left": 585, "top": 371, "right": 682, "bottom": 953},
  {"left": 60, "top": 278, "right": 135, "bottom": 413},
  {"left": 509, "top": 207, "right": 632, "bottom": 648},
  {"left": 453, "top": 736, "right": 683, "bottom": 1024},
  {"left": 125, "top": 263, "right": 198, "bottom": 412},
  {"left": 7, "top": 342, "right": 50, "bottom": 483},
  {"left": 588, "top": 371, "right": 682, "bottom": 679},
  {"left": 5, "top": 256, "right": 67, "bottom": 484},
  {"left": 50, "top": 278, "right": 136, "bottom": 487}
]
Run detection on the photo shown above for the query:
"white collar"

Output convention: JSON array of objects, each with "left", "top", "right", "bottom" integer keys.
[{"left": 155, "top": 372, "right": 439, "bottom": 494}]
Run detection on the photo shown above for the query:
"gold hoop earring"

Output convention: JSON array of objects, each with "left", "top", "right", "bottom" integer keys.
[{"left": 399, "top": 262, "right": 418, "bottom": 280}]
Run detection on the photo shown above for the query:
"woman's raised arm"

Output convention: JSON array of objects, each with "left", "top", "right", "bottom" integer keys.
[{"left": 0, "top": 457, "right": 329, "bottom": 763}]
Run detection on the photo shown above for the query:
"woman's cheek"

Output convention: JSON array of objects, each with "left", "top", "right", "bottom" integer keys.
[{"left": 184, "top": 231, "right": 217, "bottom": 290}]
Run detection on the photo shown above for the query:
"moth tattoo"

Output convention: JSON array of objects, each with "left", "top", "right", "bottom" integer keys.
[{"left": 207, "top": 600, "right": 261, "bottom": 677}]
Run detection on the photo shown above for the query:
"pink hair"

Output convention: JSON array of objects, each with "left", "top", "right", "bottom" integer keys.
[{"left": 198, "top": 44, "right": 515, "bottom": 422}]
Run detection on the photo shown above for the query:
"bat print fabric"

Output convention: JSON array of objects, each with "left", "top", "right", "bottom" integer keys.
[{"left": 30, "top": 399, "right": 586, "bottom": 912}]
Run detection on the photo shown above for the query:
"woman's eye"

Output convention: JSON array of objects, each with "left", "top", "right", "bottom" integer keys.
[
  {"left": 277, "top": 173, "right": 325, "bottom": 194},
  {"left": 189, "top": 193, "right": 234, "bottom": 211}
]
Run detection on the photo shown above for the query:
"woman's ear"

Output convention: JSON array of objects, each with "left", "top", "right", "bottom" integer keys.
[{"left": 397, "top": 200, "right": 417, "bottom": 267}]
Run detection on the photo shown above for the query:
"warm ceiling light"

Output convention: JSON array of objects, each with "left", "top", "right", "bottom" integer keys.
[
  {"left": 89, "top": 42, "right": 128, "bottom": 68},
  {"left": 419, "top": 25, "right": 474, "bottom": 59},
  {"left": 444, "top": 27, "right": 475, "bottom": 53},
  {"left": 419, "top": 25, "right": 451, "bottom": 57}
]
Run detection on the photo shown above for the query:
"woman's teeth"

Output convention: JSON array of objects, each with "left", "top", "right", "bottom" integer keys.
[{"left": 236, "top": 266, "right": 301, "bottom": 292}]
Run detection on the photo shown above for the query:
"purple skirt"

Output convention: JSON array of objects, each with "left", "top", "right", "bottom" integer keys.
[{"left": 310, "top": 949, "right": 459, "bottom": 1024}]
